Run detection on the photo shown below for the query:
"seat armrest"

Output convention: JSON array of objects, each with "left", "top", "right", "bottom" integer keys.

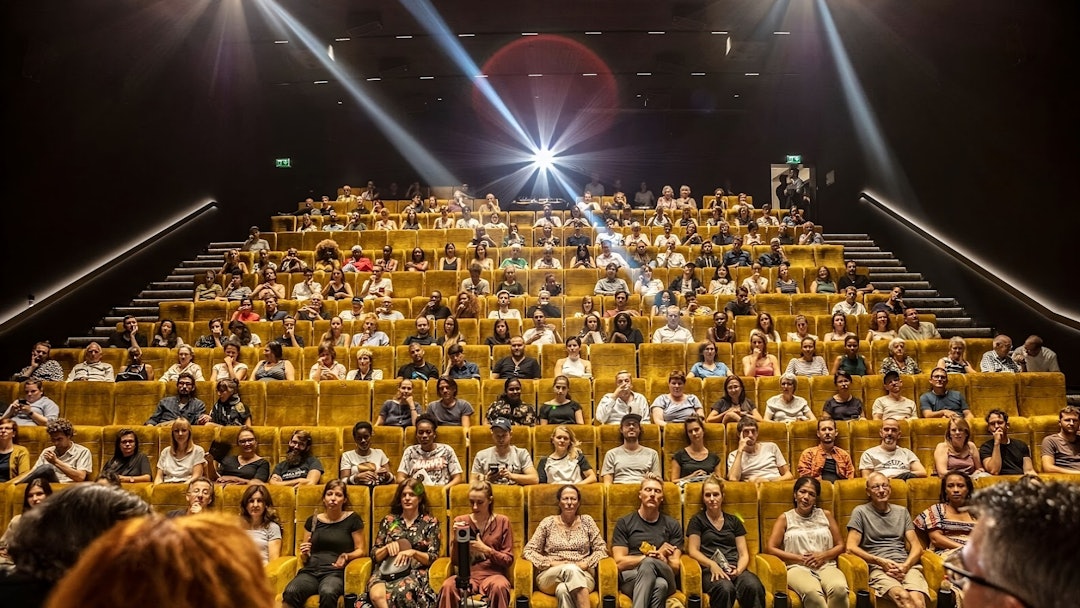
[
  {"left": 754, "top": 553, "right": 788, "bottom": 602},
  {"left": 838, "top": 554, "right": 871, "bottom": 606},
  {"left": 599, "top": 557, "right": 619, "bottom": 600},
  {"left": 267, "top": 556, "right": 298, "bottom": 599},
  {"left": 345, "top": 557, "right": 373, "bottom": 595},
  {"left": 429, "top": 556, "right": 453, "bottom": 593},
  {"left": 679, "top": 555, "right": 702, "bottom": 598},
  {"left": 514, "top": 560, "right": 536, "bottom": 600}
]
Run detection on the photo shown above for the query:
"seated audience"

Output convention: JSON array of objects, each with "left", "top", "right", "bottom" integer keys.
[
  {"left": 154, "top": 419, "right": 205, "bottom": 484},
  {"left": 601, "top": 414, "right": 661, "bottom": 484},
  {"left": 727, "top": 416, "right": 792, "bottom": 482},
  {"left": 3, "top": 380, "right": 59, "bottom": 427},
  {"left": 340, "top": 421, "right": 393, "bottom": 486},
  {"left": 1040, "top": 406, "right": 1080, "bottom": 475},
  {"left": 979, "top": 334, "right": 1021, "bottom": 373},
  {"left": 933, "top": 419, "right": 986, "bottom": 478},
  {"left": 611, "top": 473, "right": 684, "bottom": 608},
  {"left": 896, "top": 307, "right": 941, "bottom": 340},
  {"left": 821, "top": 371, "right": 865, "bottom": 421},
  {"left": 269, "top": 429, "right": 324, "bottom": 486},
  {"left": 858, "top": 419, "right": 927, "bottom": 479},
  {"left": 396, "top": 414, "right": 463, "bottom": 487},
  {"left": 936, "top": 336, "right": 976, "bottom": 374},
  {"left": 798, "top": 419, "right": 855, "bottom": 481},
  {"left": 253, "top": 341, "right": 297, "bottom": 381},
  {"left": 920, "top": 369, "right": 973, "bottom": 420},
  {"left": 1012, "top": 334, "right": 1060, "bottom": 372},
  {"left": 978, "top": 409, "right": 1036, "bottom": 476},
  {"left": 146, "top": 373, "right": 205, "bottom": 426},
  {"left": 206, "top": 426, "right": 270, "bottom": 485},
  {"left": 66, "top": 342, "right": 114, "bottom": 382},
  {"left": 764, "top": 374, "right": 815, "bottom": 422}
]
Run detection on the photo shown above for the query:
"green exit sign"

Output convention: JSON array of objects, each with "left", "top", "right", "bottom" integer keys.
[
  {"left": 275, "top": 158, "right": 292, "bottom": 168},
  {"left": 786, "top": 155, "right": 802, "bottom": 164}
]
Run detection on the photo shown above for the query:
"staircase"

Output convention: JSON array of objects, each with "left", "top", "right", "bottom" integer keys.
[
  {"left": 66, "top": 234, "right": 994, "bottom": 346},
  {"left": 66, "top": 241, "right": 244, "bottom": 348},
  {"left": 827, "top": 233, "right": 992, "bottom": 339}
]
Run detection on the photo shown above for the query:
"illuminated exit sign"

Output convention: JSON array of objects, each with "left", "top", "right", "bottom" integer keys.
[
  {"left": 275, "top": 158, "right": 292, "bottom": 168},
  {"left": 785, "top": 155, "right": 802, "bottom": 164}
]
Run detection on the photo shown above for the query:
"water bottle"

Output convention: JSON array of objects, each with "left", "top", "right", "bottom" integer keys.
[{"left": 773, "top": 591, "right": 789, "bottom": 608}]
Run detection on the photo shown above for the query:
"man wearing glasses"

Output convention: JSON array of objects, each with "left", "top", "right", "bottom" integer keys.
[
  {"left": 918, "top": 369, "right": 973, "bottom": 421},
  {"left": 947, "top": 476, "right": 1077, "bottom": 608},
  {"left": 846, "top": 472, "right": 929, "bottom": 608}
]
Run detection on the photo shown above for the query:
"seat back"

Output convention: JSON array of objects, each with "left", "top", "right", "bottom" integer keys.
[
  {"left": 603, "top": 482, "right": 681, "bottom": 545},
  {"left": 686, "top": 480, "right": 762, "bottom": 552},
  {"left": 112, "top": 381, "right": 164, "bottom": 426},
  {"left": 318, "top": 380, "right": 372, "bottom": 427},
  {"left": 526, "top": 483, "right": 606, "bottom": 538},
  {"left": 264, "top": 381, "right": 319, "bottom": 427},
  {"left": 757, "top": 480, "right": 836, "bottom": 553},
  {"left": 63, "top": 382, "right": 115, "bottom": 426}
]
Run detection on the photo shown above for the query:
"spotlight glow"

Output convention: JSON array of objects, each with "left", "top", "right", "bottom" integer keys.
[{"left": 533, "top": 148, "right": 555, "bottom": 171}]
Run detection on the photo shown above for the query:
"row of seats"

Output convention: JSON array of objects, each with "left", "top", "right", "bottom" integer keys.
[
  {"left": 0, "top": 416, "right": 1070, "bottom": 488},
  {"left": 6, "top": 476, "right": 1074, "bottom": 604},
  {"left": 295, "top": 193, "right": 756, "bottom": 215}
]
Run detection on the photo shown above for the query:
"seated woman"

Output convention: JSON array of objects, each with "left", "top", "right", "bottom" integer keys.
[
  {"left": 438, "top": 481, "right": 513, "bottom": 608},
  {"left": 913, "top": 471, "right": 976, "bottom": 559},
  {"left": 686, "top": 475, "right": 767, "bottom": 608},
  {"left": 709, "top": 265, "right": 737, "bottom": 296},
  {"left": 741, "top": 264, "right": 769, "bottom": 296},
  {"left": 159, "top": 345, "right": 205, "bottom": 383},
  {"left": 283, "top": 480, "right": 367, "bottom": 608},
  {"left": 221, "top": 248, "right": 249, "bottom": 275},
  {"left": 347, "top": 348, "right": 384, "bottom": 381},
  {"left": 878, "top": 338, "right": 921, "bottom": 375},
  {"left": 635, "top": 265, "right": 665, "bottom": 299},
  {"left": 486, "top": 377, "right": 535, "bottom": 426},
  {"left": 473, "top": 242, "right": 496, "bottom": 271},
  {"left": 608, "top": 312, "right": 644, "bottom": 345},
  {"left": 322, "top": 269, "right": 354, "bottom": 301},
  {"left": 579, "top": 313, "right": 605, "bottom": 345},
  {"left": 310, "top": 342, "right": 347, "bottom": 381},
  {"left": 496, "top": 267, "right": 525, "bottom": 296},
  {"left": 199, "top": 378, "right": 252, "bottom": 427},
  {"left": 933, "top": 419, "right": 987, "bottom": 478},
  {"left": 166, "top": 477, "right": 215, "bottom": 517},
  {"left": 367, "top": 477, "right": 440, "bottom": 608},
  {"left": 0, "top": 419, "right": 31, "bottom": 483},
  {"left": 688, "top": 341, "right": 730, "bottom": 379},
  {"left": 937, "top": 336, "right": 976, "bottom": 374},
  {"left": 454, "top": 291, "right": 481, "bottom": 319},
  {"left": 438, "top": 243, "right": 460, "bottom": 271},
  {"left": 253, "top": 341, "right": 297, "bottom": 381},
  {"left": 116, "top": 345, "right": 156, "bottom": 381},
  {"left": 374, "top": 208, "right": 398, "bottom": 231},
  {"left": 229, "top": 319, "right": 262, "bottom": 347},
  {"left": 206, "top": 426, "right": 269, "bottom": 485},
  {"left": 707, "top": 376, "right": 761, "bottom": 425},
  {"left": 0, "top": 478, "right": 51, "bottom": 559},
  {"left": 210, "top": 340, "right": 249, "bottom": 382},
  {"left": 706, "top": 311, "right": 736, "bottom": 344},
  {"left": 433, "top": 207, "right": 454, "bottom": 229},
  {"left": 576, "top": 295, "right": 598, "bottom": 318},
  {"left": 353, "top": 314, "right": 391, "bottom": 347},
  {"left": 554, "top": 337, "right": 593, "bottom": 379},
  {"left": 154, "top": 419, "right": 206, "bottom": 484},
  {"left": 754, "top": 313, "right": 782, "bottom": 343},
  {"left": 376, "top": 379, "right": 420, "bottom": 427},
  {"left": 786, "top": 315, "right": 818, "bottom": 343},
  {"left": 195, "top": 269, "right": 222, "bottom": 302},
  {"left": 240, "top": 484, "right": 283, "bottom": 564},
  {"left": 405, "top": 247, "right": 429, "bottom": 272},
  {"left": 321, "top": 316, "right": 350, "bottom": 348},
  {"left": 522, "top": 484, "right": 607, "bottom": 608},
  {"left": 830, "top": 334, "right": 870, "bottom": 377},
  {"left": 425, "top": 377, "right": 474, "bottom": 430},
  {"left": 650, "top": 370, "right": 704, "bottom": 426},
  {"left": 810, "top": 266, "right": 837, "bottom": 294},
  {"left": 479, "top": 319, "right": 509, "bottom": 350},
  {"left": 100, "top": 428, "right": 152, "bottom": 484},
  {"left": 401, "top": 211, "right": 422, "bottom": 232},
  {"left": 536, "top": 426, "right": 596, "bottom": 484},
  {"left": 865, "top": 310, "right": 897, "bottom": 342},
  {"left": 765, "top": 477, "right": 848, "bottom": 608},
  {"left": 67, "top": 342, "right": 115, "bottom": 382},
  {"left": 152, "top": 318, "right": 185, "bottom": 348},
  {"left": 438, "top": 316, "right": 468, "bottom": 350},
  {"left": 231, "top": 297, "right": 261, "bottom": 323},
  {"left": 821, "top": 371, "right": 865, "bottom": 421},
  {"left": 764, "top": 373, "right": 815, "bottom": 422},
  {"left": 539, "top": 376, "right": 586, "bottom": 426},
  {"left": 785, "top": 338, "right": 829, "bottom": 377},
  {"left": 741, "top": 331, "right": 780, "bottom": 377},
  {"left": 822, "top": 312, "right": 850, "bottom": 343},
  {"left": 570, "top": 244, "right": 595, "bottom": 269},
  {"left": 488, "top": 290, "right": 522, "bottom": 320},
  {"left": 670, "top": 417, "right": 724, "bottom": 484},
  {"left": 650, "top": 289, "right": 677, "bottom": 316}
]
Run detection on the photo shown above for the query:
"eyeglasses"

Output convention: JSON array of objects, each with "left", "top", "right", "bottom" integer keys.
[{"left": 943, "top": 551, "right": 1031, "bottom": 607}]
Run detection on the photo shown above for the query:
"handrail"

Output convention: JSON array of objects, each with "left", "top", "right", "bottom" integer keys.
[
  {"left": 859, "top": 191, "right": 1080, "bottom": 330},
  {"left": 0, "top": 200, "right": 220, "bottom": 334}
]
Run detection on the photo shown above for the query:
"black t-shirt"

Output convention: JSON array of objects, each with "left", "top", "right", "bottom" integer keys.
[
  {"left": 538, "top": 400, "right": 582, "bottom": 425},
  {"left": 396, "top": 362, "right": 439, "bottom": 381},
  {"left": 305, "top": 512, "right": 365, "bottom": 569},
  {"left": 491, "top": 356, "right": 541, "bottom": 379},
  {"left": 273, "top": 455, "right": 324, "bottom": 481},
  {"left": 823, "top": 397, "right": 864, "bottom": 421},
  {"left": 0, "top": 453, "right": 10, "bottom": 482},
  {"left": 613, "top": 511, "right": 684, "bottom": 555},
  {"left": 673, "top": 449, "right": 721, "bottom": 478},
  {"left": 838, "top": 275, "right": 870, "bottom": 290},
  {"left": 724, "top": 300, "right": 755, "bottom": 317},
  {"left": 978, "top": 439, "right": 1031, "bottom": 475},
  {"left": 101, "top": 453, "right": 152, "bottom": 478},
  {"left": 403, "top": 335, "right": 437, "bottom": 346},
  {"left": 219, "top": 455, "right": 270, "bottom": 482},
  {"left": 686, "top": 511, "right": 746, "bottom": 566}
]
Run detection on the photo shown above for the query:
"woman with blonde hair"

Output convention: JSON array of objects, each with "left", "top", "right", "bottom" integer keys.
[
  {"left": 154, "top": 419, "right": 206, "bottom": 484},
  {"left": 320, "top": 316, "right": 351, "bottom": 348},
  {"left": 347, "top": 348, "right": 383, "bottom": 381},
  {"left": 438, "top": 480, "right": 513, "bottom": 608},
  {"left": 741, "top": 331, "right": 780, "bottom": 377},
  {"left": 936, "top": 336, "right": 976, "bottom": 374}
]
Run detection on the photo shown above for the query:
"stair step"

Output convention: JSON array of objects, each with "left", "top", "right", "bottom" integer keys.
[
  {"left": 140, "top": 289, "right": 194, "bottom": 299},
  {"left": 937, "top": 317, "right": 976, "bottom": 327},
  {"left": 943, "top": 327, "right": 995, "bottom": 339},
  {"left": 869, "top": 272, "right": 923, "bottom": 281},
  {"left": 900, "top": 290, "right": 938, "bottom": 298},
  {"left": 65, "top": 337, "right": 100, "bottom": 348},
  {"left": 823, "top": 234, "right": 870, "bottom": 240},
  {"left": 906, "top": 297, "right": 958, "bottom": 307},
  {"left": 179, "top": 260, "right": 221, "bottom": 268},
  {"left": 151, "top": 281, "right": 193, "bottom": 289},
  {"left": 867, "top": 263, "right": 905, "bottom": 271},
  {"left": 209, "top": 242, "right": 245, "bottom": 249},
  {"left": 875, "top": 281, "right": 932, "bottom": 290},
  {"left": 168, "top": 273, "right": 200, "bottom": 280},
  {"left": 917, "top": 307, "right": 967, "bottom": 318}
]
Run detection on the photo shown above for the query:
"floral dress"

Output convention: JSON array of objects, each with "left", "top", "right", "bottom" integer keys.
[
  {"left": 486, "top": 397, "right": 537, "bottom": 426},
  {"left": 366, "top": 513, "right": 442, "bottom": 608}
]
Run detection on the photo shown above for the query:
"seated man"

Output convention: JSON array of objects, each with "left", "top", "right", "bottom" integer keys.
[
  {"left": 604, "top": 290, "right": 638, "bottom": 318},
  {"left": 491, "top": 337, "right": 541, "bottom": 380},
  {"left": 832, "top": 286, "right": 868, "bottom": 316},
  {"left": 727, "top": 416, "right": 792, "bottom": 482},
  {"left": 595, "top": 263, "right": 630, "bottom": 296},
  {"left": 22, "top": 418, "right": 92, "bottom": 483},
  {"left": 290, "top": 268, "right": 322, "bottom": 301},
  {"left": 837, "top": 260, "right": 874, "bottom": 293},
  {"left": 396, "top": 343, "right": 439, "bottom": 381},
  {"left": 693, "top": 241, "right": 721, "bottom": 269},
  {"left": 444, "top": 344, "right": 481, "bottom": 380},
  {"left": 145, "top": 373, "right": 205, "bottom": 426},
  {"left": 66, "top": 342, "right": 115, "bottom": 382},
  {"left": 500, "top": 243, "right": 529, "bottom": 269},
  {"left": 525, "top": 290, "right": 561, "bottom": 319},
  {"left": 269, "top": 429, "right": 324, "bottom": 486},
  {"left": 523, "top": 310, "right": 562, "bottom": 346},
  {"left": 797, "top": 418, "right": 856, "bottom": 481},
  {"left": 594, "top": 370, "right": 650, "bottom": 425},
  {"left": 240, "top": 226, "right": 270, "bottom": 252},
  {"left": 651, "top": 306, "right": 693, "bottom": 344},
  {"left": 871, "top": 286, "right": 906, "bottom": 315},
  {"left": 418, "top": 291, "right": 452, "bottom": 321},
  {"left": 263, "top": 295, "right": 289, "bottom": 322},
  {"left": 358, "top": 267, "right": 394, "bottom": 300},
  {"left": 403, "top": 316, "right": 437, "bottom": 346},
  {"left": 896, "top": 308, "right": 941, "bottom": 340},
  {"left": 858, "top": 418, "right": 927, "bottom": 479},
  {"left": 601, "top": 414, "right": 661, "bottom": 484},
  {"left": 342, "top": 245, "right": 374, "bottom": 273},
  {"left": 273, "top": 316, "right": 305, "bottom": 348},
  {"left": 919, "top": 369, "right": 973, "bottom": 421},
  {"left": 757, "top": 238, "right": 788, "bottom": 268},
  {"left": 338, "top": 296, "right": 365, "bottom": 322},
  {"left": 872, "top": 371, "right": 918, "bottom": 420},
  {"left": 723, "top": 287, "right": 758, "bottom": 319},
  {"left": 11, "top": 341, "right": 65, "bottom": 383},
  {"left": 470, "top": 418, "right": 539, "bottom": 485},
  {"left": 220, "top": 271, "right": 252, "bottom": 302},
  {"left": 375, "top": 296, "right": 405, "bottom": 322},
  {"left": 566, "top": 222, "right": 592, "bottom": 247},
  {"left": 461, "top": 263, "right": 492, "bottom": 296},
  {"left": 846, "top": 472, "right": 930, "bottom": 608},
  {"left": 1040, "top": 406, "right": 1080, "bottom": 475},
  {"left": 1012, "top": 334, "right": 1060, "bottom": 372},
  {"left": 612, "top": 473, "right": 684, "bottom": 608},
  {"left": 322, "top": 209, "right": 345, "bottom": 231},
  {"left": 1, "top": 380, "right": 59, "bottom": 427},
  {"left": 721, "top": 236, "right": 752, "bottom": 267},
  {"left": 979, "top": 409, "right": 1036, "bottom": 476},
  {"left": 979, "top": 334, "right": 1021, "bottom": 373},
  {"left": 595, "top": 240, "right": 628, "bottom": 269},
  {"left": 108, "top": 315, "right": 147, "bottom": 349}
]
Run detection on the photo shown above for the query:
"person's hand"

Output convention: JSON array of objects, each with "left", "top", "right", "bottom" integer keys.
[
  {"left": 333, "top": 553, "right": 349, "bottom": 568},
  {"left": 709, "top": 563, "right": 730, "bottom": 581},
  {"left": 300, "top": 541, "right": 312, "bottom": 559},
  {"left": 739, "top": 435, "right": 753, "bottom": 451},
  {"left": 224, "top": 354, "right": 234, "bottom": 366},
  {"left": 992, "top": 427, "right": 1005, "bottom": 444},
  {"left": 212, "top": 326, "right": 223, "bottom": 338},
  {"left": 470, "top": 538, "right": 491, "bottom": 556},
  {"left": 43, "top": 450, "right": 58, "bottom": 465},
  {"left": 691, "top": 469, "right": 708, "bottom": 479},
  {"left": 393, "top": 549, "right": 415, "bottom": 567},
  {"left": 657, "top": 542, "right": 677, "bottom": 558},
  {"left": 356, "top": 470, "right": 377, "bottom": 484},
  {"left": 386, "top": 540, "right": 401, "bottom": 557},
  {"left": 197, "top": 413, "right": 210, "bottom": 425}
]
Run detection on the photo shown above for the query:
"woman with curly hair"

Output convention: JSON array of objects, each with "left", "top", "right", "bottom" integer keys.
[
  {"left": 453, "top": 291, "right": 480, "bottom": 319},
  {"left": 314, "top": 239, "right": 342, "bottom": 273}
]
